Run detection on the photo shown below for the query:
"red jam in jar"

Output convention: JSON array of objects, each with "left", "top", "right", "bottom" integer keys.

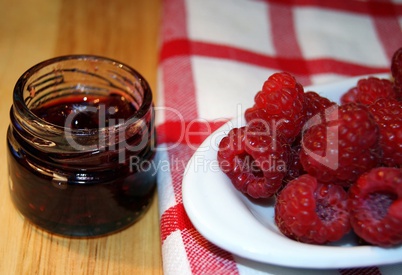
[{"left": 7, "top": 55, "right": 157, "bottom": 237}]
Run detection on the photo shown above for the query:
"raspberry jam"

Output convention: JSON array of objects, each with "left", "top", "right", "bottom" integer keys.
[
  {"left": 31, "top": 94, "right": 137, "bottom": 129},
  {"left": 7, "top": 55, "right": 156, "bottom": 237}
]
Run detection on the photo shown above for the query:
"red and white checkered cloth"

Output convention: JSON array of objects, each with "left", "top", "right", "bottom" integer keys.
[{"left": 156, "top": 0, "right": 402, "bottom": 274}]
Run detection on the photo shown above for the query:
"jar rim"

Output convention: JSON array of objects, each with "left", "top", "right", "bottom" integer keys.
[{"left": 13, "top": 54, "right": 153, "bottom": 135}]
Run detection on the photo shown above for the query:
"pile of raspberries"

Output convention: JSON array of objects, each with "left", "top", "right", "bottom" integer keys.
[{"left": 217, "top": 48, "right": 402, "bottom": 247}]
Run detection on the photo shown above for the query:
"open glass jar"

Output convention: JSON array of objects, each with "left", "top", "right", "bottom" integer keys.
[{"left": 7, "top": 55, "right": 157, "bottom": 237}]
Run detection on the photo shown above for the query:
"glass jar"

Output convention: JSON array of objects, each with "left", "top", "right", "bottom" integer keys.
[{"left": 7, "top": 55, "right": 157, "bottom": 237}]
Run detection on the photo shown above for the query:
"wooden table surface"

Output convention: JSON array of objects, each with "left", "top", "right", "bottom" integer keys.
[{"left": 0, "top": 0, "right": 163, "bottom": 274}]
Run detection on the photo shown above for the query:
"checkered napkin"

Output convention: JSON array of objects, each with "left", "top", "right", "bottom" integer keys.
[{"left": 155, "top": 0, "right": 402, "bottom": 274}]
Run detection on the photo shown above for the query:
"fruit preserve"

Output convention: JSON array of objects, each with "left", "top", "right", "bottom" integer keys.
[{"left": 7, "top": 55, "right": 157, "bottom": 237}]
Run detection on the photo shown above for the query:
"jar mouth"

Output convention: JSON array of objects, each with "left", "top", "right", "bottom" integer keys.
[
  {"left": 11, "top": 55, "right": 154, "bottom": 152},
  {"left": 13, "top": 55, "right": 152, "bottom": 135}
]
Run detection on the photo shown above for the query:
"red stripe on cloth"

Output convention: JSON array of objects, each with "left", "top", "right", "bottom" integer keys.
[
  {"left": 160, "top": 203, "right": 193, "bottom": 242},
  {"left": 161, "top": 56, "right": 199, "bottom": 121},
  {"left": 306, "top": 58, "right": 389, "bottom": 77},
  {"left": 166, "top": 144, "right": 196, "bottom": 203},
  {"left": 268, "top": 1, "right": 311, "bottom": 85},
  {"left": 258, "top": 0, "right": 402, "bottom": 16},
  {"left": 181, "top": 229, "right": 239, "bottom": 275},
  {"left": 160, "top": 0, "right": 199, "bottom": 121},
  {"left": 157, "top": 120, "right": 228, "bottom": 145},
  {"left": 369, "top": 0, "right": 402, "bottom": 61},
  {"left": 339, "top": 266, "right": 382, "bottom": 275},
  {"left": 161, "top": 39, "right": 389, "bottom": 77},
  {"left": 160, "top": 0, "right": 188, "bottom": 42},
  {"left": 160, "top": 203, "right": 239, "bottom": 273}
]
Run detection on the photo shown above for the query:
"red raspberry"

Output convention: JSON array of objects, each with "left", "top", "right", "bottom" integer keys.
[
  {"left": 275, "top": 174, "right": 350, "bottom": 244},
  {"left": 356, "top": 77, "right": 395, "bottom": 105},
  {"left": 341, "top": 77, "right": 395, "bottom": 106},
  {"left": 245, "top": 72, "right": 306, "bottom": 143},
  {"left": 391, "top": 47, "right": 402, "bottom": 101},
  {"left": 283, "top": 142, "right": 305, "bottom": 185},
  {"left": 303, "top": 91, "right": 336, "bottom": 121},
  {"left": 349, "top": 167, "right": 402, "bottom": 247},
  {"left": 302, "top": 91, "right": 338, "bottom": 132},
  {"left": 368, "top": 98, "right": 402, "bottom": 167},
  {"left": 217, "top": 125, "right": 289, "bottom": 198},
  {"left": 341, "top": 87, "right": 359, "bottom": 105},
  {"left": 300, "top": 103, "right": 380, "bottom": 186}
]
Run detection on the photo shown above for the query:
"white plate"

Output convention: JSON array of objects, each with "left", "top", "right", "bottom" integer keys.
[{"left": 182, "top": 73, "right": 402, "bottom": 269}]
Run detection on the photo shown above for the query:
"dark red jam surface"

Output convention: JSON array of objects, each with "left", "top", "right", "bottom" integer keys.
[
  {"left": 8, "top": 94, "right": 156, "bottom": 237},
  {"left": 31, "top": 94, "right": 137, "bottom": 129}
]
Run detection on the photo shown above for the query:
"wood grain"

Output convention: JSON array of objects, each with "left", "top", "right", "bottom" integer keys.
[{"left": 0, "top": 0, "right": 162, "bottom": 274}]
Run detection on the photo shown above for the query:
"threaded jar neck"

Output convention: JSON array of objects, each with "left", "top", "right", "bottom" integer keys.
[{"left": 11, "top": 55, "right": 154, "bottom": 156}]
